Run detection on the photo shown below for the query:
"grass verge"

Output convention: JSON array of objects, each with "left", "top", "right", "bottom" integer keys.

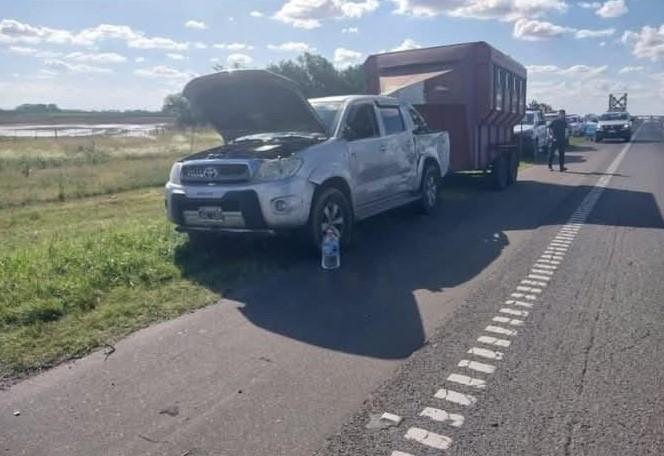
[{"left": 0, "top": 189, "right": 284, "bottom": 385}]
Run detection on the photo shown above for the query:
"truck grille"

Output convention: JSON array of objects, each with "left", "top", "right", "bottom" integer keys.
[{"left": 181, "top": 163, "right": 250, "bottom": 184}]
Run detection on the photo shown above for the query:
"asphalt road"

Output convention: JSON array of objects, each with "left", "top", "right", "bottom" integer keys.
[{"left": 2, "top": 121, "right": 663, "bottom": 456}]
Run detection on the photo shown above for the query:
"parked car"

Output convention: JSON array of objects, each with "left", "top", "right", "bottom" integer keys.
[
  {"left": 583, "top": 115, "right": 598, "bottom": 140},
  {"left": 165, "top": 70, "right": 451, "bottom": 248},
  {"left": 595, "top": 111, "right": 632, "bottom": 142},
  {"left": 566, "top": 115, "right": 583, "bottom": 136},
  {"left": 513, "top": 110, "right": 549, "bottom": 155}
]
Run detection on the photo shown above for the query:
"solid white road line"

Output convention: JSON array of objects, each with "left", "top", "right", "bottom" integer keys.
[
  {"left": 404, "top": 427, "right": 452, "bottom": 450},
  {"left": 419, "top": 407, "right": 465, "bottom": 427},
  {"left": 435, "top": 388, "right": 478, "bottom": 406}
]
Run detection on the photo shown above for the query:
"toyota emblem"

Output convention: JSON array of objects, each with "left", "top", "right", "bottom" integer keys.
[{"left": 203, "top": 167, "right": 218, "bottom": 179}]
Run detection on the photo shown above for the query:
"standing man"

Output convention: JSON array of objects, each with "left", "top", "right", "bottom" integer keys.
[{"left": 548, "top": 109, "right": 568, "bottom": 172}]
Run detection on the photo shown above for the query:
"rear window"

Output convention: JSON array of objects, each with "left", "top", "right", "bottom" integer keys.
[{"left": 379, "top": 106, "right": 405, "bottom": 135}]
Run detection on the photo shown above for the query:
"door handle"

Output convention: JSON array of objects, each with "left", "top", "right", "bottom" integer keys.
[{"left": 379, "top": 144, "right": 387, "bottom": 152}]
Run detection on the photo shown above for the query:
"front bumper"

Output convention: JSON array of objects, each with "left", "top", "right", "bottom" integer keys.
[
  {"left": 597, "top": 127, "right": 630, "bottom": 138},
  {"left": 165, "top": 177, "right": 315, "bottom": 232}
]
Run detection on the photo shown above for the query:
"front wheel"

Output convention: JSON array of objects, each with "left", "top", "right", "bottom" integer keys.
[
  {"left": 417, "top": 163, "right": 440, "bottom": 214},
  {"left": 309, "top": 187, "right": 353, "bottom": 250},
  {"left": 492, "top": 155, "right": 509, "bottom": 190}
]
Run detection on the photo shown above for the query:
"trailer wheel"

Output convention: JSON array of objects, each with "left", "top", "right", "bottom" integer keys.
[
  {"left": 507, "top": 151, "right": 519, "bottom": 185},
  {"left": 492, "top": 155, "right": 509, "bottom": 190}
]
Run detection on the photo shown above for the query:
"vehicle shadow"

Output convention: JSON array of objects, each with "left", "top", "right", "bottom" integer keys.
[{"left": 174, "top": 177, "right": 664, "bottom": 360}]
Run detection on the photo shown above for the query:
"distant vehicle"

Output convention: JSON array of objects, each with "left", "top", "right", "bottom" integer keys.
[
  {"left": 595, "top": 111, "right": 632, "bottom": 142},
  {"left": 165, "top": 70, "right": 450, "bottom": 248},
  {"left": 513, "top": 110, "right": 549, "bottom": 155},
  {"left": 583, "top": 115, "right": 599, "bottom": 140},
  {"left": 566, "top": 115, "right": 583, "bottom": 136}
]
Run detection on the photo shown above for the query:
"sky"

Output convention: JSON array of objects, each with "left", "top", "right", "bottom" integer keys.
[{"left": 1, "top": 0, "right": 663, "bottom": 115}]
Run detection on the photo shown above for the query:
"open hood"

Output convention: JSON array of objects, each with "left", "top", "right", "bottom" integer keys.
[{"left": 183, "top": 70, "right": 329, "bottom": 142}]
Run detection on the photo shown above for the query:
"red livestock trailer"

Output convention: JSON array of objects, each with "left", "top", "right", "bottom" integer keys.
[{"left": 364, "top": 41, "right": 527, "bottom": 188}]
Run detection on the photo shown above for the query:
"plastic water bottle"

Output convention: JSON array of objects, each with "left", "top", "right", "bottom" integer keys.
[{"left": 321, "top": 229, "right": 340, "bottom": 270}]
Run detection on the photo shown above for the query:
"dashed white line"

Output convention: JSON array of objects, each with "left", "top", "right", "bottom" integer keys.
[
  {"left": 447, "top": 373, "right": 486, "bottom": 389},
  {"left": 492, "top": 316, "right": 524, "bottom": 326},
  {"left": 499, "top": 308, "right": 529, "bottom": 317},
  {"left": 521, "top": 279, "right": 547, "bottom": 287},
  {"left": 404, "top": 427, "right": 452, "bottom": 450},
  {"left": 419, "top": 407, "right": 465, "bottom": 427},
  {"left": 477, "top": 335, "right": 511, "bottom": 347},
  {"left": 485, "top": 325, "right": 517, "bottom": 336},
  {"left": 528, "top": 274, "right": 551, "bottom": 281},
  {"left": 505, "top": 299, "right": 534, "bottom": 308},
  {"left": 434, "top": 388, "right": 477, "bottom": 406},
  {"left": 468, "top": 347, "right": 504, "bottom": 360},
  {"left": 390, "top": 451, "right": 415, "bottom": 456},
  {"left": 458, "top": 359, "right": 496, "bottom": 374}
]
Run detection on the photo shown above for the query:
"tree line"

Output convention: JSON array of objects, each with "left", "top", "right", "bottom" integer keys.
[{"left": 162, "top": 52, "right": 366, "bottom": 127}]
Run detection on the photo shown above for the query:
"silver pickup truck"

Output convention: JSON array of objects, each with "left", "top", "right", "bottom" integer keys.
[{"left": 165, "top": 70, "right": 450, "bottom": 247}]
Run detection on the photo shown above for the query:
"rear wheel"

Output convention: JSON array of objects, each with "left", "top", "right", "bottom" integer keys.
[
  {"left": 309, "top": 187, "right": 353, "bottom": 250},
  {"left": 492, "top": 155, "right": 509, "bottom": 190},
  {"left": 417, "top": 162, "right": 440, "bottom": 214}
]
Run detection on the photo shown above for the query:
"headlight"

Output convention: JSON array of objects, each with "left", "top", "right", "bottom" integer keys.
[
  {"left": 622, "top": 123, "right": 630, "bottom": 129},
  {"left": 169, "top": 162, "right": 183, "bottom": 185},
  {"left": 254, "top": 157, "right": 303, "bottom": 181}
]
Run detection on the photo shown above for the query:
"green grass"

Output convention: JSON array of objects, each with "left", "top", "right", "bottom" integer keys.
[
  {"left": 0, "top": 130, "right": 220, "bottom": 208},
  {"left": 0, "top": 189, "right": 284, "bottom": 384}
]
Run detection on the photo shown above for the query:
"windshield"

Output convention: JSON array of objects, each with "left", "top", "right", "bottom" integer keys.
[
  {"left": 310, "top": 101, "right": 343, "bottom": 134},
  {"left": 520, "top": 113, "right": 535, "bottom": 125},
  {"left": 600, "top": 112, "right": 629, "bottom": 121}
]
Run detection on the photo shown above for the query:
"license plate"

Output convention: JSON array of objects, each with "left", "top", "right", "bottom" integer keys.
[{"left": 198, "top": 206, "right": 225, "bottom": 221}]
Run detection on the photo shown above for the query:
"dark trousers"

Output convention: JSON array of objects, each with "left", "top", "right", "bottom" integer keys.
[{"left": 548, "top": 139, "right": 566, "bottom": 169}]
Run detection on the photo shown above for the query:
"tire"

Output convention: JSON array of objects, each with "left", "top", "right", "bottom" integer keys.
[
  {"left": 309, "top": 187, "right": 353, "bottom": 250},
  {"left": 417, "top": 162, "right": 440, "bottom": 215},
  {"left": 595, "top": 135, "right": 603, "bottom": 143},
  {"left": 492, "top": 155, "right": 509, "bottom": 190},
  {"left": 507, "top": 151, "right": 519, "bottom": 185}
]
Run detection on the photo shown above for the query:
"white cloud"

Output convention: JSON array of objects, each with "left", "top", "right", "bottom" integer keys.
[
  {"left": 44, "top": 58, "right": 112, "bottom": 74},
  {"left": 65, "top": 51, "right": 127, "bottom": 63},
  {"left": 526, "top": 64, "right": 608, "bottom": 78},
  {"left": 622, "top": 25, "right": 664, "bottom": 61},
  {"left": 193, "top": 42, "right": 208, "bottom": 49},
  {"left": 618, "top": 66, "right": 644, "bottom": 74},
  {"left": 596, "top": 0, "right": 627, "bottom": 18},
  {"left": 275, "top": 0, "right": 379, "bottom": 29},
  {"left": 579, "top": 2, "right": 601, "bottom": 9},
  {"left": 342, "top": 27, "right": 359, "bottom": 33},
  {"left": 166, "top": 53, "right": 186, "bottom": 61},
  {"left": 227, "top": 53, "right": 253, "bottom": 67},
  {"left": 134, "top": 65, "right": 196, "bottom": 80},
  {"left": 391, "top": 0, "right": 568, "bottom": 21},
  {"left": 513, "top": 18, "right": 568, "bottom": 41},
  {"left": 135, "top": 57, "right": 146, "bottom": 63},
  {"left": 267, "top": 41, "right": 315, "bottom": 52},
  {"left": 526, "top": 65, "right": 560, "bottom": 74},
  {"left": 210, "top": 57, "right": 222, "bottom": 63},
  {"left": 0, "top": 19, "right": 189, "bottom": 50},
  {"left": 559, "top": 64, "right": 608, "bottom": 77},
  {"left": 392, "top": 38, "right": 422, "bottom": 51},
  {"left": 213, "top": 42, "right": 254, "bottom": 50},
  {"left": 250, "top": 11, "right": 264, "bottom": 17},
  {"left": 7, "top": 46, "right": 62, "bottom": 58},
  {"left": 185, "top": 20, "right": 207, "bottom": 30},
  {"left": 333, "top": 47, "right": 362, "bottom": 68},
  {"left": 600, "top": 41, "right": 607, "bottom": 47},
  {"left": 575, "top": 28, "right": 615, "bottom": 39},
  {"left": 228, "top": 17, "right": 235, "bottom": 22}
]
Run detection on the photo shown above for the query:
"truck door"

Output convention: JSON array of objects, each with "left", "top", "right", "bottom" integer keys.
[
  {"left": 344, "top": 102, "right": 390, "bottom": 209},
  {"left": 376, "top": 104, "right": 417, "bottom": 195}
]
